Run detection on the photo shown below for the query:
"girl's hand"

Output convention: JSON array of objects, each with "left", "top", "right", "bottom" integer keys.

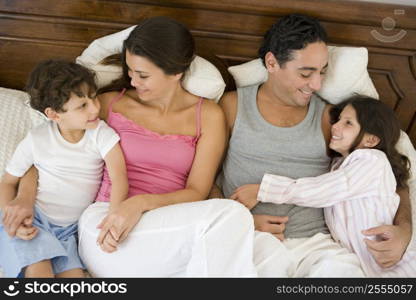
[
  {"left": 230, "top": 184, "right": 260, "bottom": 209},
  {"left": 96, "top": 197, "right": 145, "bottom": 247}
]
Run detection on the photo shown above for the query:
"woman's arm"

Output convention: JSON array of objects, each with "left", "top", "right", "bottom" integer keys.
[
  {"left": 98, "top": 100, "right": 228, "bottom": 243},
  {"left": 1, "top": 166, "right": 37, "bottom": 237}
]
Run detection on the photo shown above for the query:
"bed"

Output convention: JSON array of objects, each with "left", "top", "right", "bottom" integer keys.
[{"left": 0, "top": 0, "right": 416, "bottom": 277}]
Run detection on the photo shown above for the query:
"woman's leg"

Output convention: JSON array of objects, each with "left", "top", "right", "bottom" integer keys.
[{"left": 78, "top": 199, "right": 257, "bottom": 277}]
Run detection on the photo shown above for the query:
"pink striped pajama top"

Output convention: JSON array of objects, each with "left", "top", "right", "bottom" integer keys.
[{"left": 258, "top": 148, "right": 415, "bottom": 277}]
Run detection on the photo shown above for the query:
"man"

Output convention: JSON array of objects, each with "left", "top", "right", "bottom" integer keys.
[{"left": 213, "top": 14, "right": 412, "bottom": 276}]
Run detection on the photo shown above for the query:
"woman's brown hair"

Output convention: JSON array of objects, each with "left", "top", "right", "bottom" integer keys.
[{"left": 98, "top": 16, "right": 195, "bottom": 94}]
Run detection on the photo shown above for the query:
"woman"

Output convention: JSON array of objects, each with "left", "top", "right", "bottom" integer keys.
[{"left": 77, "top": 16, "right": 256, "bottom": 277}]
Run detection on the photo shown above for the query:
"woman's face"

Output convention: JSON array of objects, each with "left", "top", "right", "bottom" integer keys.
[
  {"left": 125, "top": 50, "right": 180, "bottom": 101},
  {"left": 329, "top": 104, "right": 361, "bottom": 157}
]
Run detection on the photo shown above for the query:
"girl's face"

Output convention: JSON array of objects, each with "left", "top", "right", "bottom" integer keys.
[
  {"left": 329, "top": 104, "right": 362, "bottom": 157},
  {"left": 125, "top": 50, "right": 180, "bottom": 102}
]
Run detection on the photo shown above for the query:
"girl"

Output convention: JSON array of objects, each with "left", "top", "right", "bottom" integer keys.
[{"left": 233, "top": 95, "right": 415, "bottom": 277}]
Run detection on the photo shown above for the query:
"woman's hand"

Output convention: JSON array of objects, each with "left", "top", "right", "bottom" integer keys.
[
  {"left": 230, "top": 184, "right": 260, "bottom": 209},
  {"left": 3, "top": 196, "right": 35, "bottom": 237},
  {"left": 97, "top": 197, "right": 145, "bottom": 249}
]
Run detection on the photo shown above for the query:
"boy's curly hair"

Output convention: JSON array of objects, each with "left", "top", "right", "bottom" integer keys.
[{"left": 25, "top": 60, "right": 97, "bottom": 115}]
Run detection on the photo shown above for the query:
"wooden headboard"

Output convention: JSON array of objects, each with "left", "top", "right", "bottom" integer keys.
[{"left": 1, "top": 0, "right": 415, "bottom": 143}]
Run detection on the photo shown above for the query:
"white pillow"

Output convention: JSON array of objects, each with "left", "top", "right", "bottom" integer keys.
[
  {"left": 0, "top": 88, "right": 47, "bottom": 178},
  {"left": 76, "top": 26, "right": 226, "bottom": 101},
  {"left": 228, "top": 46, "right": 379, "bottom": 104},
  {"left": 396, "top": 131, "right": 416, "bottom": 251}
]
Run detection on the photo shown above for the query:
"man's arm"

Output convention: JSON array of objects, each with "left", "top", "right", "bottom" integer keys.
[{"left": 362, "top": 187, "right": 412, "bottom": 268}]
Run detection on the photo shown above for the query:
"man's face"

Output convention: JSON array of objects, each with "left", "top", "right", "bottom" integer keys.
[{"left": 267, "top": 42, "right": 328, "bottom": 107}]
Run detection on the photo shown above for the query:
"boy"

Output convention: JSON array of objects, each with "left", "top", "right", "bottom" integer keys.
[{"left": 0, "top": 60, "right": 128, "bottom": 277}]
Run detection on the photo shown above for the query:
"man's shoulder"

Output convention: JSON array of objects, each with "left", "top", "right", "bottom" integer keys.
[{"left": 219, "top": 90, "right": 238, "bottom": 108}]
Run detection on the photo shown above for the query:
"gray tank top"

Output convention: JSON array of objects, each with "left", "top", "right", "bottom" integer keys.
[{"left": 220, "top": 84, "right": 330, "bottom": 238}]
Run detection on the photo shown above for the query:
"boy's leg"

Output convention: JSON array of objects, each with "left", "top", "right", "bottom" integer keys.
[
  {"left": 24, "top": 259, "right": 54, "bottom": 278},
  {"left": 56, "top": 268, "right": 85, "bottom": 278}
]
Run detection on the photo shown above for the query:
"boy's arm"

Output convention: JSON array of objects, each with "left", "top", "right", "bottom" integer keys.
[
  {"left": 103, "top": 143, "right": 128, "bottom": 211},
  {"left": 1, "top": 167, "right": 37, "bottom": 237}
]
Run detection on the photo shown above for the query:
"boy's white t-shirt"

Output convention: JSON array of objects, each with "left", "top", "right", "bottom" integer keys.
[{"left": 6, "top": 120, "right": 120, "bottom": 227}]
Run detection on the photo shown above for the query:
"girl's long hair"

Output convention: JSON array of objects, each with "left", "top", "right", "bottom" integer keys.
[{"left": 330, "top": 95, "right": 410, "bottom": 189}]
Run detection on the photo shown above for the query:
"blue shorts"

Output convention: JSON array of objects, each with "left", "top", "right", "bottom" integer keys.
[{"left": 0, "top": 206, "right": 85, "bottom": 277}]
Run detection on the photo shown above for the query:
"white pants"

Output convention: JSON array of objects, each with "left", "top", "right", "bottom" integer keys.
[
  {"left": 254, "top": 231, "right": 365, "bottom": 277},
  {"left": 78, "top": 199, "right": 257, "bottom": 277}
]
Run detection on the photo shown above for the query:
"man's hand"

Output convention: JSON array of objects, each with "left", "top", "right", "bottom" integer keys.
[
  {"left": 253, "top": 214, "right": 289, "bottom": 241},
  {"left": 362, "top": 223, "right": 411, "bottom": 268},
  {"left": 231, "top": 184, "right": 260, "bottom": 209}
]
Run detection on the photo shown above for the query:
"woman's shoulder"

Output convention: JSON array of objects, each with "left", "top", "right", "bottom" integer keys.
[
  {"left": 98, "top": 89, "right": 136, "bottom": 118},
  {"left": 200, "top": 98, "right": 225, "bottom": 122}
]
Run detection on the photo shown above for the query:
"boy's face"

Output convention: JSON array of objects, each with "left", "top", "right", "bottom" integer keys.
[
  {"left": 267, "top": 42, "right": 328, "bottom": 107},
  {"left": 55, "top": 92, "right": 100, "bottom": 131}
]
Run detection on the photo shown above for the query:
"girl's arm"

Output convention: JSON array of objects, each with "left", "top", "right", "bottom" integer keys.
[
  {"left": 97, "top": 100, "right": 227, "bottom": 244},
  {"left": 258, "top": 150, "right": 394, "bottom": 208}
]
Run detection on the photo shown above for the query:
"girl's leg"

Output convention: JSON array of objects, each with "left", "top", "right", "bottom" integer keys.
[
  {"left": 78, "top": 199, "right": 257, "bottom": 277},
  {"left": 285, "top": 233, "right": 365, "bottom": 277},
  {"left": 56, "top": 268, "right": 85, "bottom": 278},
  {"left": 24, "top": 259, "right": 54, "bottom": 278}
]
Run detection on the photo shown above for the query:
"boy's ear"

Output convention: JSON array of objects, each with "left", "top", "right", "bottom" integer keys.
[
  {"left": 363, "top": 133, "right": 380, "bottom": 148},
  {"left": 44, "top": 107, "right": 59, "bottom": 121}
]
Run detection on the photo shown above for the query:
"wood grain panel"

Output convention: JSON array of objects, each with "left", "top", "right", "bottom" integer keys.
[{"left": 1, "top": 0, "right": 416, "bottom": 143}]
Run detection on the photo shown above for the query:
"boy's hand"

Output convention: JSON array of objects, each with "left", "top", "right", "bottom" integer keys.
[
  {"left": 230, "top": 184, "right": 260, "bottom": 209},
  {"left": 3, "top": 197, "right": 34, "bottom": 237},
  {"left": 15, "top": 217, "right": 38, "bottom": 240}
]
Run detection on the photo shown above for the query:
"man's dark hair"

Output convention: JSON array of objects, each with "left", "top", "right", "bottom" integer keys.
[
  {"left": 258, "top": 14, "right": 327, "bottom": 67},
  {"left": 25, "top": 60, "right": 97, "bottom": 115}
]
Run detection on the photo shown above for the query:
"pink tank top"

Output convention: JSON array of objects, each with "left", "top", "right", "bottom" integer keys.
[{"left": 96, "top": 89, "right": 202, "bottom": 201}]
